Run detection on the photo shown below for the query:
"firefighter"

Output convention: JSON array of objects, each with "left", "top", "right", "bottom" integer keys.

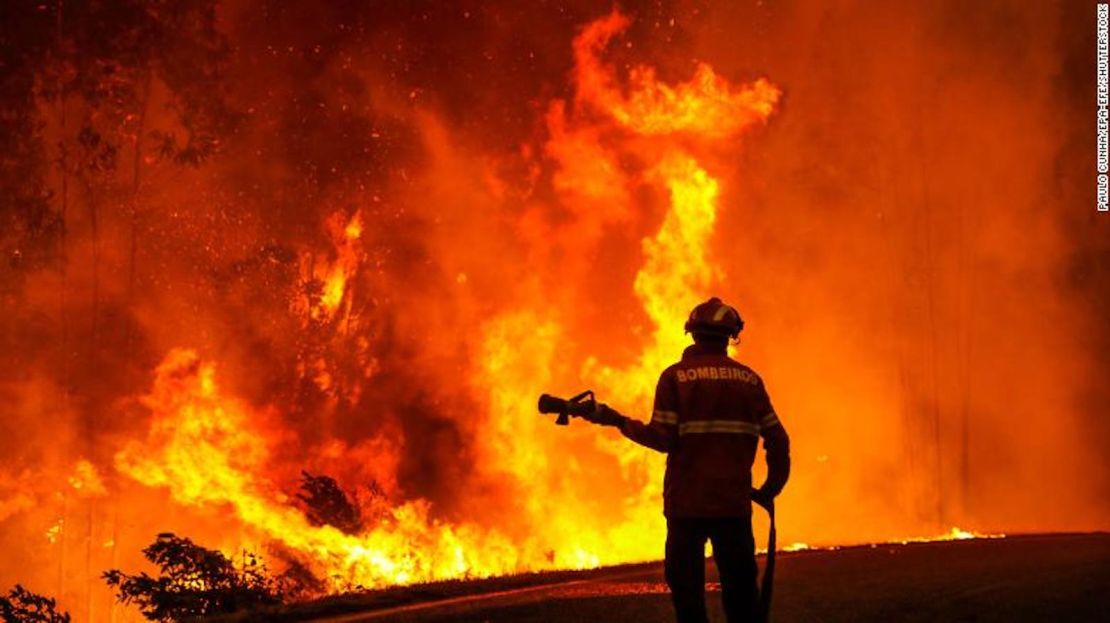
[{"left": 582, "top": 297, "right": 790, "bottom": 623}]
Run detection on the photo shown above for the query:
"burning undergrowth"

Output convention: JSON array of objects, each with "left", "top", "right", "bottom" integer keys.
[{"left": 115, "top": 348, "right": 523, "bottom": 590}]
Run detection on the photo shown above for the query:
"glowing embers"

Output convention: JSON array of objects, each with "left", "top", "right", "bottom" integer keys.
[
  {"left": 896, "top": 526, "right": 1006, "bottom": 544},
  {"left": 769, "top": 527, "right": 1007, "bottom": 555}
]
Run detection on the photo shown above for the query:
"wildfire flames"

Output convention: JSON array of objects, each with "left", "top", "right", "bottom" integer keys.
[
  {"left": 109, "top": 10, "right": 782, "bottom": 589},
  {"left": 0, "top": 3, "right": 1105, "bottom": 621},
  {"left": 116, "top": 348, "right": 520, "bottom": 587}
]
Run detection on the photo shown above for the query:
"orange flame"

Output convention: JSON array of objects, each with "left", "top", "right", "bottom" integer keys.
[
  {"left": 112, "top": 9, "right": 782, "bottom": 589},
  {"left": 116, "top": 349, "right": 528, "bottom": 588},
  {"left": 300, "top": 210, "right": 364, "bottom": 323},
  {"left": 574, "top": 10, "right": 779, "bottom": 138},
  {"left": 474, "top": 9, "right": 779, "bottom": 567}
]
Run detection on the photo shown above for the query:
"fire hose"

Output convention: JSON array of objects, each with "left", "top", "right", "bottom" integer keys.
[
  {"left": 538, "top": 391, "right": 778, "bottom": 619},
  {"left": 753, "top": 497, "right": 776, "bottom": 623}
]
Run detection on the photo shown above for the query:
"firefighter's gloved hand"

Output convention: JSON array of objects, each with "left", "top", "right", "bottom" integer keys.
[
  {"left": 582, "top": 403, "right": 625, "bottom": 427},
  {"left": 751, "top": 487, "right": 775, "bottom": 511}
]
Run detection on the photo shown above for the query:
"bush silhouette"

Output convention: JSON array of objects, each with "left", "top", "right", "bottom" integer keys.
[
  {"left": 103, "top": 533, "right": 282, "bottom": 622},
  {"left": 0, "top": 585, "right": 70, "bottom": 623}
]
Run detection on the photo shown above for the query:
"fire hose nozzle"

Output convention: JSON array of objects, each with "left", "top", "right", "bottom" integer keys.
[{"left": 537, "top": 390, "right": 596, "bottom": 425}]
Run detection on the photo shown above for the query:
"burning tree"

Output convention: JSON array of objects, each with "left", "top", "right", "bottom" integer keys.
[
  {"left": 296, "top": 470, "right": 364, "bottom": 535},
  {"left": 102, "top": 533, "right": 282, "bottom": 622}
]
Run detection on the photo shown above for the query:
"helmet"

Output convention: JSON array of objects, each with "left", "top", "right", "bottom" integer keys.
[{"left": 684, "top": 297, "right": 744, "bottom": 339}]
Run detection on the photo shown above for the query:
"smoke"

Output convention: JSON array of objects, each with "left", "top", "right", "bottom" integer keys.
[
  {"left": 686, "top": 0, "right": 1110, "bottom": 534},
  {"left": 0, "top": 0, "right": 1107, "bottom": 620}
]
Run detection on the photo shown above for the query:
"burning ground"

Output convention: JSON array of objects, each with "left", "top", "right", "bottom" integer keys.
[{"left": 0, "top": 1, "right": 1108, "bottom": 621}]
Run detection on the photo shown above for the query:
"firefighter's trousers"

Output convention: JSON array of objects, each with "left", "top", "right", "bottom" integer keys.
[{"left": 664, "top": 516, "right": 759, "bottom": 623}]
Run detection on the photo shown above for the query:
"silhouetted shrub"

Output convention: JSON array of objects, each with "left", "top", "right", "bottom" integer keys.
[
  {"left": 273, "top": 557, "right": 328, "bottom": 601},
  {"left": 103, "top": 533, "right": 282, "bottom": 622},
  {"left": 0, "top": 585, "right": 70, "bottom": 622}
]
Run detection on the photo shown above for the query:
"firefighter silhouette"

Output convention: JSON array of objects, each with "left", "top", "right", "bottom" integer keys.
[{"left": 582, "top": 297, "right": 791, "bottom": 623}]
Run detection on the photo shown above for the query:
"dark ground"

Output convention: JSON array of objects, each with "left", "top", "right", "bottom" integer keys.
[{"left": 231, "top": 533, "right": 1110, "bottom": 622}]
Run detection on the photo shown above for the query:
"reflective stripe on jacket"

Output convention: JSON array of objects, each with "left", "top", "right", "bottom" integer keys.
[{"left": 620, "top": 342, "right": 791, "bottom": 517}]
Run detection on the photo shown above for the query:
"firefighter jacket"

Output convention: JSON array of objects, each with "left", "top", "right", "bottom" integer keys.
[{"left": 618, "top": 341, "right": 790, "bottom": 517}]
